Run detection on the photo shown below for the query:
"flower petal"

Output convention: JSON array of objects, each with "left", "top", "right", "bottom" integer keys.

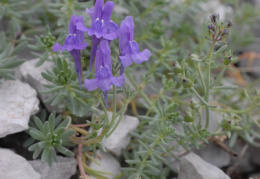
[
  {"left": 101, "top": 1, "right": 114, "bottom": 29},
  {"left": 132, "top": 49, "right": 151, "bottom": 64},
  {"left": 90, "top": 36, "right": 101, "bottom": 72},
  {"left": 86, "top": 7, "right": 95, "bottom": 22},
  {"left": 76, "top": 16, "right": 85, "bottom": 43},
  {"left": 84, "top": 78, "right": 98, "bottom": 91},
  {"left": 52, "top": 43, "right": 62, "bottom": 52},
  {"left": 97, "top": 66, "right": 113, "bottom": 91},
  {"left": 119, "top": 19, "right": 129, "bottom": 53},
  {"left": 112, "top": 75, "right": 125, "bottom": 87},
  {"left": 70, "top": 50, "right": 82, "bottom": 88},
  {"left": 76, "top": 22, "right": 89, "bottom": 32},
  {"left": 130, "top": 41, "right": 140, "bottom": 54},
  {"left": 88, "top": 19, "right": 105, "bottom": 38},
  {"left": 99, "top": 40, "right": 112, "bottom": 72},
  {"left": 125, "top": 16, "right": 134, "bottom": 41},
  {"left": 69, "top": 15, "right": 78, "bottom": 34},
  {"left": 119, "top": 54, "right": 133, "bottom": 68},
  {"left": 98, "top": 78, "right": 113, "bottom": 91},
  {"left": 62, "top": 35, "right": 74, "bottom": 52},
  {"left": 93, "top": 0, "right": 104, "bottom": 19}
]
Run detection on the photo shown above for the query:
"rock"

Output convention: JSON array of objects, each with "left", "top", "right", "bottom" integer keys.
[
  {"left": 0, "top": 148, "right": 40, "bottom": 179},
  {"left": 249, "top": 173, "right": 260, "bottom": 179},
  {"left": 0, "top": 80, "right": 39, "bottom": 138},
  {"left": 194, "top": 143, "right": 231, "bottom": 168},
  {"left": 89, "top": 150, "right": 121, "bottom": 179},
  {"left": 29, "top": 156, "right": 77, "bottom": 179},
  {"left": 178, "top": 152, "right": 230, "bottom": 179},
  {"left": 230, "top": 140, "right": 256, "bottom": 173},
  {"left": 114, "top": 5, "right": 129, "bottom": 15},
  {"left": 18, "top": 59, "right": 62, "bottom": 112},
  {"left": 95, "top": 111, "right": 139, "bottom": 157},
  {"left": 198, "top": 0, "right": 233, "bottom": 23},
  {"left": 251, "top": 146, "right": 260, "bottom": 166}
]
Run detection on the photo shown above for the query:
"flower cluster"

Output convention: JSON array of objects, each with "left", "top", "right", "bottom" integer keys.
[
  {"left": 53, "top": 0, "right": 151, "bottom": 105},
  {"left": 207, "top": 14, "right": 233, "bottom": 42}
]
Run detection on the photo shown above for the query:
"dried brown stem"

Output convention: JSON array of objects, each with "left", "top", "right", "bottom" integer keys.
[{"left": 77, "top": 144, "right": 89, "bottom": 179}]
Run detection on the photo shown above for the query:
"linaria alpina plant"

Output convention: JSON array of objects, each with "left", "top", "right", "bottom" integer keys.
[{"left": 16, "top": 0, "right": 260, "bottom": 179}]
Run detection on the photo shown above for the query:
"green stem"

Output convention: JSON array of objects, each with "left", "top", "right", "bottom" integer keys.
[
  {"left": 213, "top": 105, "right": 254, "bottom": 114},
  {"left": 111, "top": 87, "right": 117, "bottom": 126},
  {"left": 210, "top": 65, "right": 227, "bottom": 88},
  {"left": 196, "top": 63, "right": 206, "bottom": 94},
  {"left": 99, "top": 98, "right": 109, "bottom": 125},
  {"left": 106, "top": 103, "right": 128, "bottom": 138},
  {"left": 191, "top": 87, "right": 208, "bottom": 106},
  {"left": 138, "top": 135, "right": 163, "bottom": 174},
  {"left": 125, "top": 71, "right": 152, "bottom": 106},
  {"left": 205, "top": 41, "right": 216, "bottom": 128},
  {"left": 145, "top": 89, "right": 165, "bottom": 116}
]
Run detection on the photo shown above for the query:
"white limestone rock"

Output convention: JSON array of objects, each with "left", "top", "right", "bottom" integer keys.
[
  {"left": 95, "top": 111, "right": 139, "bottom": 157},
  {"left": 89, "top": 150, "right": 121, "bottom": 179},
  {"left": 0, "top": 80, "right": 39, "bottom": 138},
  {"left": 198, "top": 0, "right": 233, "bottom": 24},
  {"left": 194, "top": 143, "right": 231, "bottom": 168},
  {"left": 114, "top": 5, "right": 129, "bottom": 15},
  {"left": 18, "top": 59, "right": 62, "bottom": 112},
  {"left": 0, "top": 148, "right": 40, "bottom": 179},
  {"left": 29, "top": 156, "right": 77, "bottom": 179},
  {"left": 178, "top": 152, "right": 230, "bottom": 179}
]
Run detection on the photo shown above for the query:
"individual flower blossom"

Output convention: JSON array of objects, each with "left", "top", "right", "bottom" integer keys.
[
  {"left": 118, "top": 16, "right": 151, "bottom": 74},
  {"left": 52, "top": 15, "right": 88, "bottom": 88},
  {"left": 76, "top": 0, "right": 119, "bottom": 72},
  {"left": 84, "top": 40, "right": 124, "bottom": 106}
]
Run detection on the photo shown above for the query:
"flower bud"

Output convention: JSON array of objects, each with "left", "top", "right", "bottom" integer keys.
[
  {"left": 226, "top": 20, "right": 233, "bottom": 28},
  {"left": 182, "top": 78, "right": 194, "bottom": 88},
  {"left": 171, "top": 61, "right": 183, "bottom": 74},
  {"left": 221, "top": 29, "right": 229, "bottom": 42},
  {"left": 224, "top": 56, "right": 232, "bottom": 66},
  {"left": 222, "top": 120, "right": 233, "bottom": 131},
  {"left": 184, "top": 113, "right": 194, "bottom": 123},
  {"left": 210, "top": 14, "right": 219, "bottom": 24},
  {"left": 224, "top": 51, "right": 233, "bottom": 66}
]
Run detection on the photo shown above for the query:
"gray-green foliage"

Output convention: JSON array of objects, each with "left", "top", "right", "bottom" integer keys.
[
  {"left": 28, "top": 112, "right": 75, "bottom": 167},
  {"left": 28, "top": 26, "right": 57, "bottom": 66},
  {"left": 10, "top": 0, "right": 259, "bottom": 177},
  {"left": 0, "top": 0, "right": 44, "bottom": 82},
  {"left": 0, "top": 32, "right": 25, "bottom": 82},
  {"left": 41, "top": 57, "right": 95, "bottom": 117}
]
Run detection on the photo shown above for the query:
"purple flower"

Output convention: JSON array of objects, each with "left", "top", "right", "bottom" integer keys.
[
  {"left": 84, "top": 40, "right": 124, "bottom": 106},
  {"left": 119, "top": 16, "right": 151, "bottom": 74},
  {"left": 52, "top": 15, "right": 88, "bottom": 88},
  {"left": 76, "top": 0, "right": 119, "bottom": 72}
]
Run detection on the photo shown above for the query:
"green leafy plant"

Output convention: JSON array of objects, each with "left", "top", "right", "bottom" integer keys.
[
  {"left": 28, "top": 112, "right": 75, "bottom": 166},
  {"left": 0, "top": 32, "right": 25, "bottom": 82}
]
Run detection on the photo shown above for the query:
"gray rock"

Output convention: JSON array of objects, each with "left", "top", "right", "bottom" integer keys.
[
  {"left": 89, "top": 150, "right": 121, "bottom": 179},
  {"left": 114, "top": 5, "right": 129, "bottom": 15},
  {"left": 251, "top": 147, "right": 260, "bottom": 166},
  {"left": 18, "top": 59, "right": 62, "bottom": 112},
  {"left": 0, "top": 80, "right": 39, "bottom": 138},
  {"left": 95, "top": 111, "right": 139, "bottom": 157},
  {"left": 0, "top": 148, "right": 40, "bottom": 179},
  {"left": 29, "top": 156, "right": 77, "bottom": 179},
  {"left": 194, "top": 143, "right": 231, "bottom": 168},
  {"left": 198, "top": 0, "right": 233, "bottom": 24},
  {"left": 178, "top": 152, "right": 230, "bottom": 179},
  {"left": 230, "top": 140, "right": 256, "bottom": 173}
]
